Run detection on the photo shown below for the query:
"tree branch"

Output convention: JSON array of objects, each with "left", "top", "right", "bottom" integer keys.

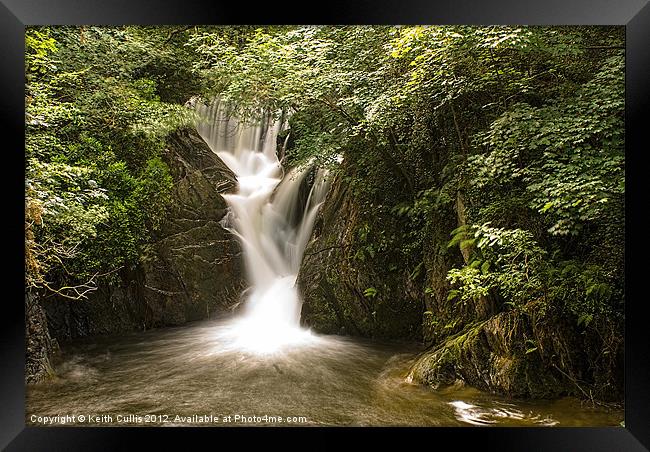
[
  {"left": 41, "top": 266, "right": 124, "bottom": 301},
  {"left": 312, "top": 95, "right": 415, "bottom": 193}
]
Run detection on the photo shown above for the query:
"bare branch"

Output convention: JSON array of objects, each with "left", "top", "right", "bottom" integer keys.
[{"left": 40, "top": 266, "right": 124, "bottom": 301}]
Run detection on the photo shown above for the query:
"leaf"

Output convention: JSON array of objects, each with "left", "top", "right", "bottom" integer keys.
[
  {"left": 577, "top": 313, "right": 593, "bottom": 327},
  {"left": 409, "top": 262, "right": 424, "bottom": 280},
  {"left": 450, "top": 224, "right": 470, "bottom": 236},
  {"left": 363, "top": 287, "right": 378, "bottom": 298},
  {"left": 447, "top": 289, "right": 460, "bottom": 301},
  {"left": 447, "top": 231, "right": 467, "bottom": 248},
  {"left": 541, "top": 201, "right": 554, "bottom": 213},
  {"left": 460, "top": 238, "right": 476, "bottom": 249}
]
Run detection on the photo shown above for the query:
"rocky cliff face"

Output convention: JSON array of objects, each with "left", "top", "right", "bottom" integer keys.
[
  {"left": 298, "top": 175, "right": 424, "bottom": 340},
  {"left": 42, "top": 127, "right": 243, "bottom": 342},
  {"left": 139, "top": 127, "right": 243, "bottom": 327},
  {"left": 25, "top": 291, "right": 58, "bottom": 384}
]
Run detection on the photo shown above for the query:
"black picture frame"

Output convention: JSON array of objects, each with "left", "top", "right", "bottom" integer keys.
[{"left": 2, "top": 1, "right": 648, "bottom": 449}]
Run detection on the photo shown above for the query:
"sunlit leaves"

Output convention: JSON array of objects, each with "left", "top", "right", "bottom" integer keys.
[
  {"left": 447, "top": 223, "right": 549, "bottom": 307},
  {"left": 25, "top": 28, "right": 58, "bottom": 76},
  {"left": 25, "top": 26, "right": 182, "bottom": 293},
  {"left": 469, "top": 52, "right": 624, "bottom": 236}
]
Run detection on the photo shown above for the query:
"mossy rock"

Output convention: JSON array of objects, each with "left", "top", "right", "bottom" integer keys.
[
  {"left": 409, "top": 309, "right": 576, "bottom": 399},
  {"left": 298, "top": 173, "right": 423, "bottom": 340}
]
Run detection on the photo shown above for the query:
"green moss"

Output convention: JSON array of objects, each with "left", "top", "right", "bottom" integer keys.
[{"left": 410, "top": 309, "right": 582, "bottom": 399}]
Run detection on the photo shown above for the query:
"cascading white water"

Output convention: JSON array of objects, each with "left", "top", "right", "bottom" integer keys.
[{"left": 195, "top": 99, "right": 330, "bottom": 353}]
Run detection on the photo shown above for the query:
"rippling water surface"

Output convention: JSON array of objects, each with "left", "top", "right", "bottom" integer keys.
[{"left": 26, "top": 317, "right": 623, "bottom": 427}]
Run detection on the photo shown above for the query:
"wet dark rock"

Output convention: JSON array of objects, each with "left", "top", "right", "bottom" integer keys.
[
  {"left": 25, "top": 291, "right": 58, "bottom": 384},
  {"left": 298, "top": 175, "right": 423, "bottom": 340},
  {"left": 43, "top": 127, "right": 244, "bottom": 341},
  {"left": 297, "top": 167, "right": 622, "bottom": 402}
]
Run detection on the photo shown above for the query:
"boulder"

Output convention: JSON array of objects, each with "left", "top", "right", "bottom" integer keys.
[{"left": 44, "top": 127, "right": 243, "bottom": 340}]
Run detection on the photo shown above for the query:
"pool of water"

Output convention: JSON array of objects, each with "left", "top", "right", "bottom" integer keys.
[{"left": 26, "top": 317, "right": 623, "bottom": 427}]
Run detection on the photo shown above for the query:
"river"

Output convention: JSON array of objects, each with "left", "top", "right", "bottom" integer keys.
[{"left": 26, "top": 316, "right": 622, "bottom": 427}]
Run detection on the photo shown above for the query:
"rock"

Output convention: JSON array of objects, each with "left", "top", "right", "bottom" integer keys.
[
  {"left": 298, "top": 174, "right": 423, "bottom": 340},
  {"left": 25, "top": 291, "right": 58, "bottom": 384},
  {"left": 44, "top": 127, "right": 243, "bottom": 340},
  {"left": 408, "top": 302, "right": 621, "bottom": 400},
  {"left": 139, "top": 127, "right": 243, "bottom": 327},
  {"left": 43, "top": 270, "right": 145, "bottom": 338}
]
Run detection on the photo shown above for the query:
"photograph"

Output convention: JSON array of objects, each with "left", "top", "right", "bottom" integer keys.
[{"left": 22, "top": 24, "right": 628, "bottom": 428}]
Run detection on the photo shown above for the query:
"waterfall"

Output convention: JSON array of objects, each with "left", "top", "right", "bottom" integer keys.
[{"left": 195, "top": 99, "right": 330, "bottom": 353}]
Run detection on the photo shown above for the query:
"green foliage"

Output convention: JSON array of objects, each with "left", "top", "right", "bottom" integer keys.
[
  {"left": 470, "top": 52, "right": 624, "bottom": 236},
  {"left": 430, "top": 27, "right": 625, "bottom": 335},
  {"left": 25, "top": 29, "right": 58, "bottom": 76},
  {"left": 545, "top": 260, "right": 616, "bottom": 323},
  {"left": 447, "top": 224, "right": 472, "bottom": 249},
  {"left": 447, "top": 220, "right": 620, "bottom": 326},
  {"left": 25, "top": 26, "right": 187, "bottom": 296},
  {"left": 447, "top": 224, "right": 546, "bottom": 305}
]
